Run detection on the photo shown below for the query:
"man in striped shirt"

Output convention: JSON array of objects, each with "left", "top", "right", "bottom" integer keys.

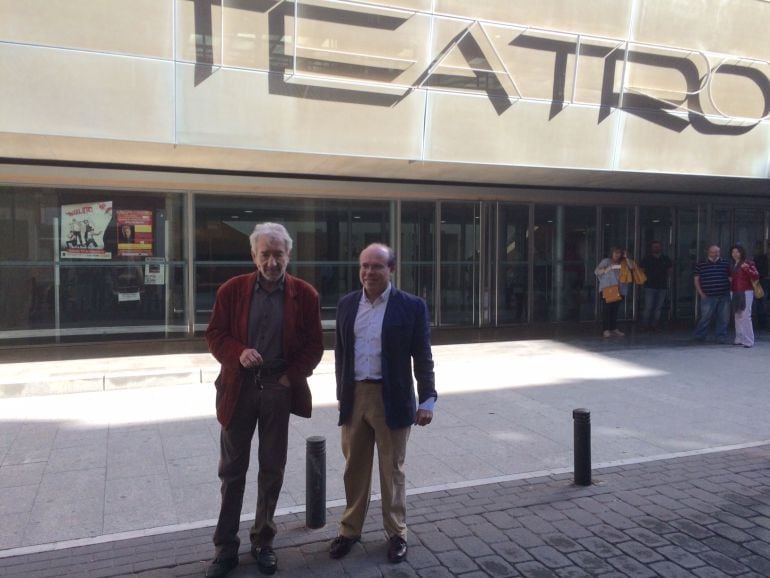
[{"left": 693, "top": 244, "right": 731, "bottom": 343}]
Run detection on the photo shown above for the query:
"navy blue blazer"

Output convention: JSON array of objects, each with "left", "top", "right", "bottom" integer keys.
[{"left": 335, "top": 287, "right": 436, "bottom": 430}]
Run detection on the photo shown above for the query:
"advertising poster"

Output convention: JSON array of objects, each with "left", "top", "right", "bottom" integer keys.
[
  {"left": 60, "top": 201, "right": 113, "bottom": 259},
  {"left": 117, "top": 210, "right": 153, "bottom": 257}
]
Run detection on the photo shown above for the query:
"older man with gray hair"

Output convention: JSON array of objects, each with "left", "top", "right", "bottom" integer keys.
[{"left": 205, "top": 222, "right": 324, "bottom": 577}]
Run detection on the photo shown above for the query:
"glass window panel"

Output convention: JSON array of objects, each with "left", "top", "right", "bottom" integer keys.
[
  {"left": 674, "top": 208, "right": 700, "bottom": 319},
  {"left": 639, "top": 207, "right": 674, "bottom": 324},
  {"left": 733, "top": 208, "right": 765, "bottom": 257},
  {"left": 534, "top": 205, "right": 596, "bottom": 322},
  {"left": 401, "top": 202, "right": 435, "bottom": 318},
  {"left": 0, "top": 186, "right": 186, "bottom": 344},
  {"left": 711, "top": 208, "right": 731, "bottom": 252},
  {"left": 602, "top": 207, "right": 634, "bottom": 257},
  {"left": 0, "top": 266, "right": 55, "bottom": 332},
  {"left": 440, "top": 203, "right": 479, "bottom": 326},
  {"left": 498, "top": 204, "right": 529, "bottom": 324},
  {"left": 639, "top": 207, "right": 673, "bottom": 258},
  {"left": 194, "top": 195, "right": 390, "bottom": 325},
  {"left": 601, "top": 206, "right": 635, "bottom": 319}
]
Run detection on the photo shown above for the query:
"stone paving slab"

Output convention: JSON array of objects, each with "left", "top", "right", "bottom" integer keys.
[
  {"left": 3, "top": 443, "right": 770, "bottom": 577},
  {"left": 3, "top": 337, "right": 770, "bottom": 551}
]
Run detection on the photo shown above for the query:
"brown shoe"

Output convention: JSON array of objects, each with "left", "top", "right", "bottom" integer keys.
[
  {"left": 204, "top": 556, "right": 238, "bottom": 578},
  {"left": 387, "top": 535, "right": 408, "bottom": 563},
  {"left": 252, "top": 546, "right": 277, "bottom": 575},
  {"left": 329, "top": 535, "right": 359, "bottom": 559}
]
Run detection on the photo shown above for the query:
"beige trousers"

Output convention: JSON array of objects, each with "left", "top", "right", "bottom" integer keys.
[{"left": 339, "top": 381, "right": 411, "bottom": 540}]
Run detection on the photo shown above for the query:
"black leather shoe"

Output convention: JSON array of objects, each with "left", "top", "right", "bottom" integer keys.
[
  {"left": 251, "top": 546, "right": 278, "bottom": 575},
  {"left": 205, "top": 556, "right": 238, "bottom": 578},
  {"left": 329, "top": 535, "right": 360, "bottom": 559},
  {"left": 387, "top": 535, "right": 408, "bottom": 563}
]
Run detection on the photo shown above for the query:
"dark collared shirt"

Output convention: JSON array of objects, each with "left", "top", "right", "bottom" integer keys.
[
  {"left": 247, "top": 275, "right": 285, "bottom": 368},
  {"left": 640, "top": 253, "right": 672, "bottom": 289},
  {"left": 694, "top": 258, "right": 731, "bottom": 297}
]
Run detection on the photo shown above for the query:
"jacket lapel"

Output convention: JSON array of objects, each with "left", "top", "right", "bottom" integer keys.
[
  {"left": 346, "top": 290, "right": 362, "bottom": 347},
  {"left": 282, "top": 274, "right": 298, "bottom": 353},
  {"left": 238, "top": 272, "right": 259, "bottom": 343}
]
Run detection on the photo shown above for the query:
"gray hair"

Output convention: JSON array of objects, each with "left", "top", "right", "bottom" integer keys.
[{"left": 249, "top": 222, "right": 293, "bottom": 253}]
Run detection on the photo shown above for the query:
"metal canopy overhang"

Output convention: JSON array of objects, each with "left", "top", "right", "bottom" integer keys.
[{"left": 0, "top": 133, "right": 768, "bottom": 198}]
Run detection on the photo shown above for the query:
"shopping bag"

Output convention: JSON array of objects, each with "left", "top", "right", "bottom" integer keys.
[{"left": 602, "top": 285, "right": 622, "bottom": 303}]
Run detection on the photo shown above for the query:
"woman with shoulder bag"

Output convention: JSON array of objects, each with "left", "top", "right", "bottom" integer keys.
[
  {"left": 595, "top": 247, "right": 633, "bottom": 338},
  {"left": 729, "top": 244, "right": 760, "bottom": 348}
]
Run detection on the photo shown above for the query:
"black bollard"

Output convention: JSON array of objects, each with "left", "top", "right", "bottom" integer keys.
[
  {"left": 306, "top": 436, "right": 326, "bottom": 529},
  {"left": 573, "top": 408, "right": 592, "bottom": 486}
]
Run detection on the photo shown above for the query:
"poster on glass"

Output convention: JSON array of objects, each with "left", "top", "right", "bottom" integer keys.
[
  {"left": 117, "top": 210, "right": 153, "bottom": 257},
  {"left": 60, "top": 201, "right": 113, "bottom": 259}
]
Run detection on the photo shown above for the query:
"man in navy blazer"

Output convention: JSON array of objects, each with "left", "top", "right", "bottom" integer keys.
[{"left": 329, "top": 243, "right": 436, "bottom": 564}]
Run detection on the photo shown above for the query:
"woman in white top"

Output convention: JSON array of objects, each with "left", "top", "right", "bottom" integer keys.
[{"left": 595, "top": 247, "right": 633, "bottom": 338}]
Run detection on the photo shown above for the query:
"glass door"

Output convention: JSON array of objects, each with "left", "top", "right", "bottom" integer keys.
[
  {"left": 601, "top": 207, "right": 636, "bottom": 319},
  {"left": 400, "top": 202, "right": 436, "bottom": 321},
  {"left": 673, "top": 207, "right": 701, "bottom": 319},
  {"left": 439, "top": 202, "right": 480, "bottom": 326},
  {"left": 497, "top": 204, "right": 530, "bottom": 324},
  {"left": 639, "top": 207, "right": 674, "bottom": 324},
  {"left": 533, "top": 205, "right": 597, "bottom": 322}
]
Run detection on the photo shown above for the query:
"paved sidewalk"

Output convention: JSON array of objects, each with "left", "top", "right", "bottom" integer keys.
[
  {"left": 3, "top": 442, "right": 770, "bottom": 577},
  {"left": 2, "top": 330, "right": 770, "bottom": 576}
]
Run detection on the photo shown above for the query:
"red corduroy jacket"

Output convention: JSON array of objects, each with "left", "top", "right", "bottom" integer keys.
[
  {"left": 730, "top": 260, "right": 759, "bottom": 292},
  {"left": 205, "top": 272, "right": 324, "bottom": 429}
]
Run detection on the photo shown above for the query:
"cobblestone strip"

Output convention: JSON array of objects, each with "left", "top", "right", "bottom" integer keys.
[{"left": 2, "top": 444, "right": 770, "bottom": 577}]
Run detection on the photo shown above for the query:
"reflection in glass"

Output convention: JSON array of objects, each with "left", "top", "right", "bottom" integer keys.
[
  {"left": 712, "top": 208, "right": 731, "bottom": 252},
  {"left": 0, "top": 187, "right": 186, "bottom": 342},
  {"left": 0, "top": 266, "right": 55, "bottom": 331},
  {"left": 639, "top": 208, "right": 673, "bottom": 258},
  {"left": 400, "top": 202, "right": 435, "bottom": 319},
  {"left": 194, "top": 195, "right": 390, "bottom": 324},
  {"left": 733, "top": 208, "right": 765, "bottom": 258},
  {"left": 675, "top": 208, "right": 700, "bottom": 319},
  {"left": 533, "top": 205, "right": 596, "bottom": 322},
  {"left": 440, "top": 203, "right": 479, "bottom": 326},
  {"left": 498, "top": 204, "right": 529, "bottom": 324},
  {"left": 639, "top": 207, "right": 674, "bottom": 324},
  {"left": 58, "top": 261, "right": 186, "bottom": 332}
]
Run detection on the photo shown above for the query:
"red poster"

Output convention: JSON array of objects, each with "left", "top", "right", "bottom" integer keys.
[{"left": 117, "top": 210, "right": 153, "bottom": 257}]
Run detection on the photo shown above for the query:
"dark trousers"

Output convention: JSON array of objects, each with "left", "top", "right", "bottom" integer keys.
[
  {"left": 213, "top": 380, "right": 291, "bottom": 558},
  {"left": 602, "top": 297, "right": 623, "bottom": 331},
  {"left": 693, "top": 293, "right": 731, "bottom": 341}
]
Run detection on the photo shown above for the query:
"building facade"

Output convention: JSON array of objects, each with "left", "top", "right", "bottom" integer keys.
[{"left": 1, "top": 0, "right": 769, "bottom": 346}]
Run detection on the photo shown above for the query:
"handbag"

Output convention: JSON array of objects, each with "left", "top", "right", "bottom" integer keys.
[
  {"left": 752, "top": 278, "right": 765, "bottom": 299},
  {"left": 618, "top": 262, "right": 633, "bottom": 284},
  {"left": 632, "top": 265, "right": 647, "bottom": 285},
  {"left": 620, "top": 260, "right": 647, "bottom": 285},
  {"left": 602, "top": 285, "right": 622, "bottom": 303}
]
